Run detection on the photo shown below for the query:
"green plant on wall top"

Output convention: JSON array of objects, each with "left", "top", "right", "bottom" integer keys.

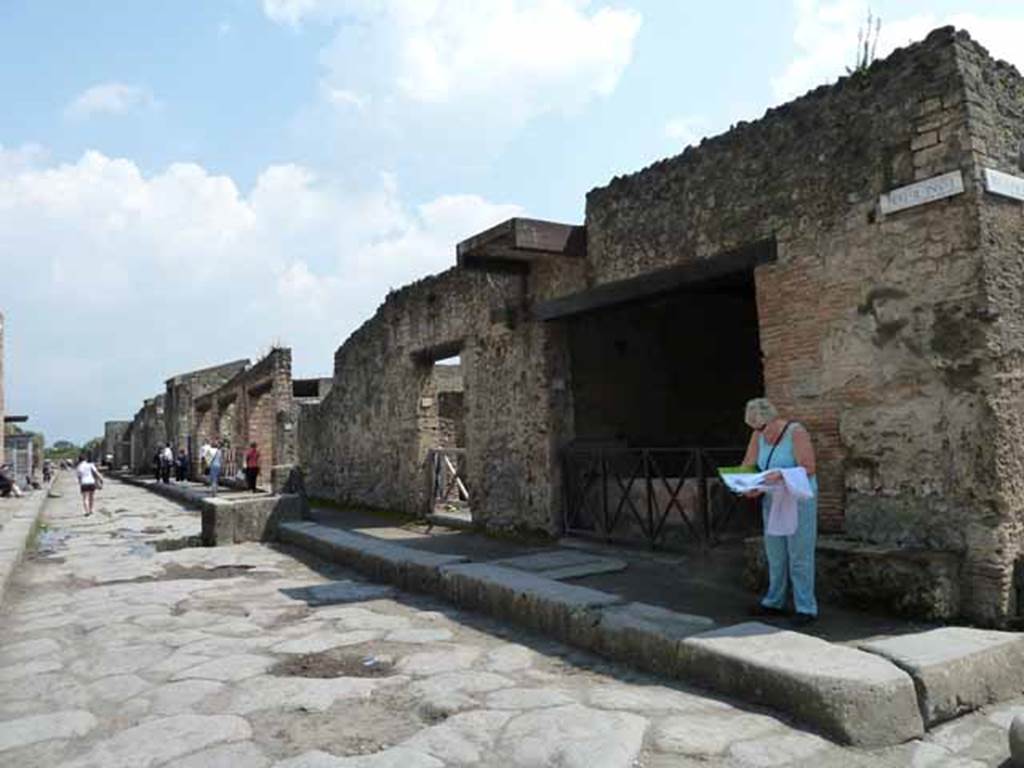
[{"left": 848, "top": 10, "right": 881, "bottom": 75}]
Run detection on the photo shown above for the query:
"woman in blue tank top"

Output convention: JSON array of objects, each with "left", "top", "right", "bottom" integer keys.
[{"left": 740, "top": 397, "right": 818, "bottom": 626}]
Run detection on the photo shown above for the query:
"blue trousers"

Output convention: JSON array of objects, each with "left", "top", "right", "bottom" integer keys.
[
  {"left": 209, "top": 464, "right": 221, "bottom": 495},
  {"left": 761, "top": 500, "right": 818, "bottom": 616}
]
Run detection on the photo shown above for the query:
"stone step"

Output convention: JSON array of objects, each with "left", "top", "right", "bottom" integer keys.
[
  {"left": 680, "top": 622, "right": 924, "bottom": 747},
  {"left": 439, "top": 562, "right": 623, "bottom": 643},
  {"left": 859, "top": 627, "right": 1024, "bottom": 726},
  {"left": 274, "top": 517, "right": 933, "bottom": 747},
  {"left": 277, "top": 522, "right": 467, "bottom": 594}
]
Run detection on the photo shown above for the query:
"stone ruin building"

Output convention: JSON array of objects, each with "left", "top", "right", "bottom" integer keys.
[
  {"left": 121, "top": 349, "right": 330, "bottom": 491},
  {"left": 106, "top": 28, "right": 1024, "bottom": 626},
  {"left": 102, "top": 420, "right": 131, "bottom": 469},
  {"left": 294, "top": 28, "right": 1024, "bottom": 625},
  {"left": 193, "top": 347, "right": 331, "bottom": 491}
]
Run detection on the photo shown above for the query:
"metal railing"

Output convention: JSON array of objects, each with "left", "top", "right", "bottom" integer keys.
[{"left": 562, "top": 444, "right": 756, "bottom": 549}]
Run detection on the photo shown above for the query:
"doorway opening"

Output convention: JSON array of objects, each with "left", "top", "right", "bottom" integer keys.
[
  {"left": 419, "top": 351, "right": 470, "bottom": 523},
  {"left": 562, "top": 268, "right": 764, "bottom": 548}
]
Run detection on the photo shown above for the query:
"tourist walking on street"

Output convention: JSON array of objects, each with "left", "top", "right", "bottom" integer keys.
[
  {"left": 208, "top": 439, "right": 224, "bottom": 496},
  {"left": 75, "top": 452, "right": 103, "bottom": 516},
  {"left": 244, "top": 441, "right": 260, "bottom": 493},
  {"left": 741, "top": 397, "right": 818, "bottom": 627}
]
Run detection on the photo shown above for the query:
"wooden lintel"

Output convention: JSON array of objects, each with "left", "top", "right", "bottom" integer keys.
[
  {"left": 457, "top": 217, "right": 585, "bottom": 271},
  {"left": 534, "top": 238, "right": 777, "bottom": 321}
]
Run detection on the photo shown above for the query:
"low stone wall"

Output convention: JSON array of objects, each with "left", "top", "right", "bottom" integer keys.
[{"left": 744, "top": 536, "right": 962, "bottom": 621}]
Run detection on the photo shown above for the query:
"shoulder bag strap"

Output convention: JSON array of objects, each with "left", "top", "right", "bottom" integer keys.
[{"left": 764, "top": 421, "right": 792, "bottom": 469}]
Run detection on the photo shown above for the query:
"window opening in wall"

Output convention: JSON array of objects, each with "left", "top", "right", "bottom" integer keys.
[
  {"left": 562, "top": 268, "right": 765, "bottom": 550},
  {"left": 421, "top": 352, "right": 469, "bottom": 524}
]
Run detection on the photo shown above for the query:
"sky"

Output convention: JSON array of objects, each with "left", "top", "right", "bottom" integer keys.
[{"left": 1, "top": 0, "right": 1023, "bottom": 445}]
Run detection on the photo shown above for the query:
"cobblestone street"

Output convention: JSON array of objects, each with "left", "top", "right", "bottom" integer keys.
[{"left": 0, "top": 477, "right": 1019, "bottom": 767}]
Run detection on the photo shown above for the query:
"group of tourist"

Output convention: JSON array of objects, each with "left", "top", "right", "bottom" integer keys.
[
  {"left": 153, "top": 443, "right": 190, "bottom": 484},
  {"left": 198, "top": 438, "right": 262, "bottom": 496}
]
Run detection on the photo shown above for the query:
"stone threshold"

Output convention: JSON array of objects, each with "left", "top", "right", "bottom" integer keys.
[{"left": 279, "top": 519, "right": 1015, "bottom": 748}]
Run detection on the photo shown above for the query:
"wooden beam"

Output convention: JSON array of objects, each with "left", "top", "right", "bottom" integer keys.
[
  {"left": 533, "top": 238, "right": 777, "bottom": 321},
  {"left": 456, "top": 217, "right": 585, "bottom": 270}
]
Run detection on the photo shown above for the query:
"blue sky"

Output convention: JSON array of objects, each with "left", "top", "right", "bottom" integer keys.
[{"left": 2, "top": 0, "right": 1022, "bottom": 444}]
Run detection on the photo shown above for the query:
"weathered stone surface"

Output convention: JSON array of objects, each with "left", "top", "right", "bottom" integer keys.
[
  {"left": 171, "top": 653, "right": 274, "bottom": 682},
  {"left": 1010, "top": 714, "right": 1024, "bottom": 767},
  {"left": 485, "top": 687, "right": 576, "bottom": 710},
  {"left": 85, "top": 674, "right": 149, "bottom": 702},
  {"left": 278, "top": 522, "right": 467, "bottom": 593},
  {"left": 225, "top": 675, "right": 379, "bottom": 714},
  {"left": 0, "top": 710, "right": 97, "bottom": 752},
  {"left": 300, "top": 580, "right": 393, "bottom": 605},
  {"left": 398, "top": 648, "right": 483, "bottom": 676},
  {"left": 726, "top": 730, "right": 833, "bottom": 767},
  {"left": 274, "top": 748, "right": 443, "bottom": 768},
  {"left": 0, "top": 638, "right": 60, "bottom": 663},
  {"left": 439, "top": 563, "right": 621, "bottom": 643},
  {"left": 494, "top": 550, "right": 628, "bottom": 580},
  {"left": 401, "top": 710, "right": 512, "bottom": 765},
  {"left": 495, "top": 704, "right": 648, "bottom": 768},
  {"left": 385, "top": 628, "right": 454, "bottom": 644},
  {"left": 594, "top": 601, "right": 714, "bottom": 675},
  {"left": 63, "top": 714, "right": 251, "bottom": 768},
  {"left": 651, "top": 711, "right": 782, "bottom": 756},
  {"left": 680, "top": 622, "right": 924, "bottom": 746},
  {"left": 147, "top": 679, "right": 225, "bottom": 715},
  {"left": 174, "top": 741, "right": 271, "bottom": 768},
  {"left": 861, "top": 628, "right": 1024, "bottom": 725}
]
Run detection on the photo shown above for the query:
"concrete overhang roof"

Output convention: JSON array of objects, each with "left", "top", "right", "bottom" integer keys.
[{"left": 456, "top": 217, "right": 585, "bottom": 272}]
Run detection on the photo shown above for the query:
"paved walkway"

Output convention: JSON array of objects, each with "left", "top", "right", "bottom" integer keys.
[{"left": 0, "top": 475, "right": 1018, "bottom": 767}]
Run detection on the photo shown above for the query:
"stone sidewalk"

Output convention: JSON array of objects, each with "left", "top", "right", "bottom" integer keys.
[
  {"left": 0, "top": 483, "right": 51, "bottom": 606},
  {"left": 0, "top": 475, "right": 1019, "bottom": 767}
]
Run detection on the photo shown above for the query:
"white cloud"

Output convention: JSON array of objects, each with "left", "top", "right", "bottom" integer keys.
[
  {"left": 269, "top": 1, "right": 640, "bottom": 141},
  {"left": 65, "top": 82, "right": 159, "bottom": 119},
  {"left": 773, "top": 1, "right": 1024, "bottom": 102},
  {"left": 0, "top": 146, "right": 522, "bottom": 442}
]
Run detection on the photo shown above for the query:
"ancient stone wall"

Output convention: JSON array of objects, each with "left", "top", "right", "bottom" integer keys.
[
  {"left": 578, "top": 28, "right": 983, "bottom": 541},
  {"left": 164, "top": 359, "right": 248, "bottom": 462},
  {"left": 193, "top": 348, "right": 305, "bottom": 489},
  {"left": 129, "top": 395, "right": 166, "bottom": 473},
  {"left": 956, "top": 39, "right": 1024, "bottom": 621},
  {"left": 298, "top": 268, "right": 571, "bottom": 531},
  {"left": 102, "top": 420, "right": 132, "bottom": 469}
]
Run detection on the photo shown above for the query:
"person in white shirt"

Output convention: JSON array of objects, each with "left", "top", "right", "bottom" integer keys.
[
  {"left": 208, "top": 439, "right": 224, "bottom": 496},
  {"left": 75, "top": 453, "right": 104, "bottom": 516}
]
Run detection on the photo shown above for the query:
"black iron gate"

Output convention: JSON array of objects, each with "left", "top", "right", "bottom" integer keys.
[{"left": 562, "top": 445, "right": 757, "bottom": 549}]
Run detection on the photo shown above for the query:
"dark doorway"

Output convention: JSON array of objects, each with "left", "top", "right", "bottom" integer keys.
[
  {"left": 561, "top": 268, "right": 764, "bottom": 548},
  {"left": 567, "top": 269, "right": 763, "bottom": 448}
]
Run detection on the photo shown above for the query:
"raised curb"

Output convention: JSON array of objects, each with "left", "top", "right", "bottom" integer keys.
[
  {"left": 278, "top": 521, "right": 467, "bottom": 594},
  {"left": 115, "top": 474, "right": 303, "bottom": 545},
  {"left": 272, "top": 518, "right": 932, "bottom": 746},
  {"left": 439, "top": 562, "right": 622, "bottom": 644},
  {"left": 679, "top": 622, "right": 925, "bottom": 747},
  {"left": 0, "top": 487, "right": 52, "bottom": 608},
  {"left": 859, "top": 627, "right": 1024, "bottom": 726},
  {"left": 593, "top": 601, "right": 715, "bottom": 677}
]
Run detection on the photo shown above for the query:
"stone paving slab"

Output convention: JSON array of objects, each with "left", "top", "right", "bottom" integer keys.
[
  {"left": 679, "top": 622, "right": 925, "bottom": 747},
  {"left": 493, "top": 550, "right": 628, "bottom": 581},
  {"left": 440, "top": 562, "right": 623, "bottom": 643},
  {"left": 860, "top": 627, "right": 1024, "bottom": 726},
  {"left": 278, "top": 521, "right": 468, "bottom": 593}
]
